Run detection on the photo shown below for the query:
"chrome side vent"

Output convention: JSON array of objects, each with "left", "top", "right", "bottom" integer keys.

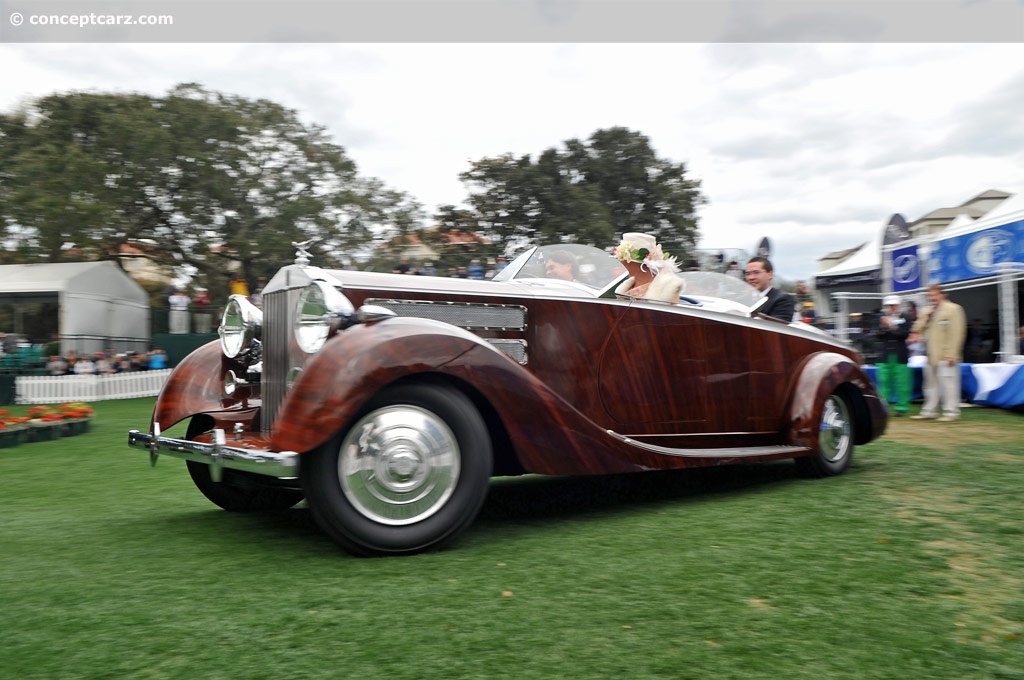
[
  {"left": 365, "top": 299, "right": 527, "bottom": 331},
  {"left": 487, "top": 339, "right": 528, "bottom": 365}
]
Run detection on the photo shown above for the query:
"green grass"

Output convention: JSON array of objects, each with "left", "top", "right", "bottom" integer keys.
[{"left": 1, "top": 398, "right": 1022, "bottom": 679}]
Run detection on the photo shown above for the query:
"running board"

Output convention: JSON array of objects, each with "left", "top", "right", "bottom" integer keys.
[{"left": 607, "top": 430, "right": 809, "bottom": 458}]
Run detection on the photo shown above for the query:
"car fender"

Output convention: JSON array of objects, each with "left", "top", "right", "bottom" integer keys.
[
  {"left": 270, "top": 318, "right": 506, "bottom": 453},
  {"left": 150, "top": 340, "right": 236, "bottom": 431},
  {"left": 784, "top": 351, "right": 886, "bottom": 450},
  {"left": 269, "top": 317, "right": 643, "bottom": 475}
]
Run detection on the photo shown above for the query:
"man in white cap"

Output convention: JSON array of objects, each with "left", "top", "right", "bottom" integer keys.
[{"left": 875, "top": 294, "right": 912, "bottom": 416}]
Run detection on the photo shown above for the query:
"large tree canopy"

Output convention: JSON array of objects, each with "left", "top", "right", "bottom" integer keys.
[
  {"left": 453, "top": 127, "right": 706, "bottom": 259},
  {"left": 0, "top": 83, "right": 422, "bottom": 291}
]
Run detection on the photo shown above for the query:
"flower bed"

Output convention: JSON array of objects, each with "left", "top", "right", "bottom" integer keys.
[{"left": 0, "top": 403, "right": 94, "bottom": 448}]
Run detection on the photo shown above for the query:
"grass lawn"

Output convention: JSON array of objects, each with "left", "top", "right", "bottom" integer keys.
[{"left": 1, "top": 398, "right": 1022, "bottom": 679}]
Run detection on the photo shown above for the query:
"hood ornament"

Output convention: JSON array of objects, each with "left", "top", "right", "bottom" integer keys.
[{"left": 292, "top": 240, "right": 314, "bottom": 267}]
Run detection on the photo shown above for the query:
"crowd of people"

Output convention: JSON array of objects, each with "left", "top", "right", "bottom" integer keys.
[{"left": 44, "top": 348, "right": 169, "bottom": 376}]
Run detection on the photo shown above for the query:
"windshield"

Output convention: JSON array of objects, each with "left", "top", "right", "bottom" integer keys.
[
  {"left": 674, "top": 271, "right": 763, "bottom": 307},
  {"left": 494, "top": 243, "right": 764, "bottom": 310},
  {"left": 492, "top": 243, "right": 627, "bottom": 290}
]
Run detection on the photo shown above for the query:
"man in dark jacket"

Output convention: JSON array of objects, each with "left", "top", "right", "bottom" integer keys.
[
  {"left": 876, "top": 294, "right": 912, "bottom": 416},
  {"left": 745, "top": 256, "right": 796, "bottom": 322}
]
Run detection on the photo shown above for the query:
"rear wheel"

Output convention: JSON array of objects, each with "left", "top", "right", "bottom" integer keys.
[
  {"left": 796, "top": 390, "right": 855, "bottom": 477},
  {"left": 186, "top": 461, "right": 304, "bottom": 512},
  {"left": 302, "top": 383, "right": 492, "bottom": 557}
]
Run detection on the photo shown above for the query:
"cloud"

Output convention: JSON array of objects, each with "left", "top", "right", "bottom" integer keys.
[{"left": 2, "top": 41, "right": 1024, "bottom": 284}]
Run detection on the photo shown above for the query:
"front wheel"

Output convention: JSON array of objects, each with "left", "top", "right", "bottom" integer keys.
[
  {"left": 301, "top": 383, "right": 493, "bottom": 557},
  {"left": 796, "top": 390, "right": 855, "bottom": 477}
]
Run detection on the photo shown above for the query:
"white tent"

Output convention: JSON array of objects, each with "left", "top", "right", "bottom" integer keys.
[
  {"left": 0, "top": 261, "right": 150, "bottom": 355},
  {"left": 921, "top": 191, "right": 1024, "bottom": 361},
  {"left": 814, "top": 234, "right": 882, "bottom": 291}
]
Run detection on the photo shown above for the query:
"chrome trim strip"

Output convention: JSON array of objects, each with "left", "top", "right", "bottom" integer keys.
[
  {"left": 128, "top": 430, "right": 299, "bottom": 478},
  {"left": 606, "top": 430, "right": 808, "bottom": 458},
  {"left": 365, "top": 298, "right": 528, "bottom": 331}
]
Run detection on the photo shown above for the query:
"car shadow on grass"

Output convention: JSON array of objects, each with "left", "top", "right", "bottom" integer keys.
[
  {"left": 475, "top": 461, "right": 805, "bottom": 525},
  {"left": 132, "top": 459, "right": 873, "bottom": 557}
]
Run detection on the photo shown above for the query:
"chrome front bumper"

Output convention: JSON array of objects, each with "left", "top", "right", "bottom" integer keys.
[{"left": 128, "top": 429, "right": 299, "bottom": 481}]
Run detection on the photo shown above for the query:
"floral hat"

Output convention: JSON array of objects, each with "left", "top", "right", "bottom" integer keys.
[
  {"left": 614, "top": 232, "right": 662, "bottom": 263},
  {"left": 613, "top": 232, "right": 678, "bottom": 273}
]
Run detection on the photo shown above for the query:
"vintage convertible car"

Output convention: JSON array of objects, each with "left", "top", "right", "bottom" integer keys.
[{"left": 129, "top": 243, "right": 886, "bottom": 556}]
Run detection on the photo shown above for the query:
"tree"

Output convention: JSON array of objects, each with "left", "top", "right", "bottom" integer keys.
[
  {"left": 0, "top": 83, "right": 422, "bottom": 295},
  {"left": 452, "top": 126, "right": 705, "bottom": 259}
]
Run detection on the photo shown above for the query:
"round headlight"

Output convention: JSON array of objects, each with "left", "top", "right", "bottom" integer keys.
[
  {"left": 219, "top": 294, "right": 263, "bottom": 358},
  {"left": 295, "top": 280, "right": 354, "bottom": 354}
]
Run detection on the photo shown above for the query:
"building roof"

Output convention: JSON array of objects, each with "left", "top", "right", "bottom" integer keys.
[
  {"left": 818, "top": 243, "right": 865, "bottom": 263},
  {"left": 960, "top": 189, "right": 1011, "bottom": 205},
  {"left": 0, "top": 261, "right": 147, "bottom": 302},
  {"left": 910, "top": 206, "right": 987, "bottom": 225}
]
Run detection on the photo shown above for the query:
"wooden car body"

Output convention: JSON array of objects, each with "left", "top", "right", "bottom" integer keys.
[{"left": 130, "top": 244, "right": 886, "bottom": 555}]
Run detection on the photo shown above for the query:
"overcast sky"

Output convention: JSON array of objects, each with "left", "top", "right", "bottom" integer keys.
[{"left": 2, "top": 40, "right": 1023, "bottom": 281}]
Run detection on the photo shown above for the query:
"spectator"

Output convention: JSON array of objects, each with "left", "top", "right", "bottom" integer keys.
[
  {"left": 250, "top": 276, "right": 268, "bottom": 308},
  {"left": 229, "top": 274, "right": 249, "bottom": 297},
  {"left": 794, "top": 280, "right": 812, "bottom": 308},
  {"left": 910, "top": 284, "right": 967, "bottom": 422},
  {"left": 725, "top": 260, "right": 743, "bottom": 279},
  {"left": 875, "top": 295, "right": 912, "bottom": 417},
  {"left": 114, "top": 353, "right": 132, "bottom": 373},
  {"left": 2, "top": 332, "right": 18, "bottom": 355},
  {"left": 94, "top": 351, "right": 115, "bottom": 375},
  {"left": 46, "top": 354, "right": 67, "bottom": 376},
  {"left": 468, "top": 259, "right": 485, "bottom": 280},
  {"left": 192, "top": 287, "right": 213, "bottom": 333},
  {"left": 394, "top": 259, "right": 411, "bottom": 275},
  {"left": 148, "top": 348, "right": 168, "bottom": 370},
  {"left": 74, "top": 355, "right": 96, "bottom": 375},
  {"left": 420, "top": 261, "right": 437, "bottom": 277},
  {"left": 168, "top": 288, "right": 191, "bottom": 334},
  {"left": 905, "top": 300, "right": 919, "bottom": 325}
]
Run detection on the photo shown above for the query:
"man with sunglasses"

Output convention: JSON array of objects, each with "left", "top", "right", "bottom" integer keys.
[{"left": 745, "top": 256, "right": 796, "bottom": 322}]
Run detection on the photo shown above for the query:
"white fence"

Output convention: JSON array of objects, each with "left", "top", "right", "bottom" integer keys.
[{"left": 15, "top": 369, "right": 173, "bottom": 404}]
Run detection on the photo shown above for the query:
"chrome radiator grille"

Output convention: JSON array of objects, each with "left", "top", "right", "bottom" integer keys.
[{"left": 261, "top": 287, "right": 301, "bottom": 435}]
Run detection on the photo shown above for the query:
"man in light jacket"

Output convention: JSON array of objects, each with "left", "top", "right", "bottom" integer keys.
[{"left": 910, "top": 284, "right": 967, "bottom": 422}]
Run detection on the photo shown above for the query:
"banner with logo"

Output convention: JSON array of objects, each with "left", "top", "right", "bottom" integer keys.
[
  {"left": 930, "top": 219, "right": 1024, "bottom": 284},
  {"left": 882, "top": 214, "right": 910, "bottom": 246},
  {"left": 890, "top": 244, "right": 920, "bottom": 292}
]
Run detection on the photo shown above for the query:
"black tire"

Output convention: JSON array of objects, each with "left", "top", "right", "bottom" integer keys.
[
  {"left": 301, "top": 383, "right": 493, "bottom": 557},
  {"left": 186, "top": 460, "right": 305, "bottom": 512},
  {"left": 795, "top": 389, "right": 855, "bottom": 478}
]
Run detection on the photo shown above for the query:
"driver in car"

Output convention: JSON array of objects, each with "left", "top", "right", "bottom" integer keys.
[{"left": 544, "top": 250, "right": 579, "bottom": 282}]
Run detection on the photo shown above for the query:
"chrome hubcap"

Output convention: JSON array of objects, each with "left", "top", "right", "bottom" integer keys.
[
  {"left": 339, "top": 406, "right": 460, "bottom": 525},
  {"left": 819, "top": 395, "right": 851, "bottom": 462}
]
